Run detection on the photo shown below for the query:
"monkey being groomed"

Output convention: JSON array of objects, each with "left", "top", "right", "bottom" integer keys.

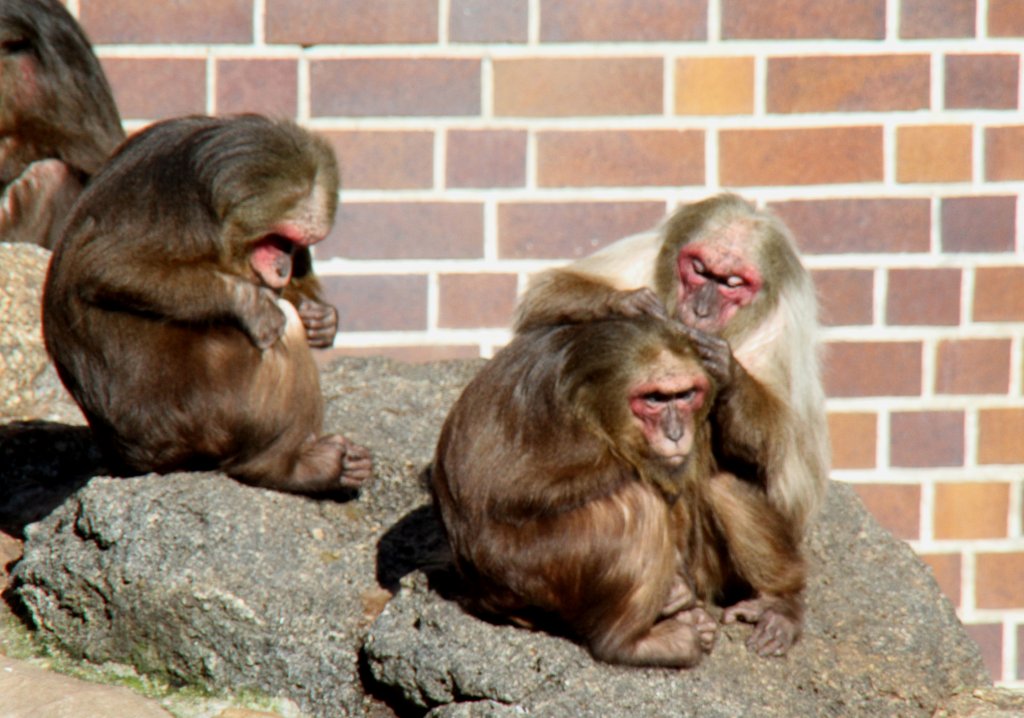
[
  {"left": 43, "top": 114, "right": 371, "bottom": 494},
  {"left": 430, "top": 317, "right": 805, "bottom": 667}
]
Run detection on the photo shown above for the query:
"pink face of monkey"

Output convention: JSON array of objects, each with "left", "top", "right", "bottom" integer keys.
[
  {"left": 628, "top": 351, "right": 710, "bottom": 466},
  {"left": 248, "top": 181, "right": 334, "bottom": 289}
]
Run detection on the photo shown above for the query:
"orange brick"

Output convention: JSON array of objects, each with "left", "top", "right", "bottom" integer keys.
[
  {"left": 823, "top": 341, "right": 922, "bottom": 398},
  {"left": 770, "top": 198, "right": 931, "bottom": 254},
  {"left": 986, "top": 126, "right": 1024, "bottom": 181},
  {"left": 813, "top": 269, "right": 874, "bottom": 326},
  {"left": 886, "top": 268, "right": 961, "bottom": 326},
  {"left": 897, "top": 126, "right": 973, "bottom": 183},
  {"left": 323, "top": 131, "right": 434, "bottom": 190},
  {"left": 964, "top": 624, "right": 1003, "bottom": 681},
  {"left": 942, "top": 196, "right": 1017, "bottom": 253},
  {"left": 768, "top": 55, "right": 930, "bottom": 113},
  {"left": 536, "top": 130, "right": 704, "bottom": 188},
  {"left": 900, "top": 0, "right": 976, "bottom": 38},
  {"left": 81, "top": 0, "right": 252, "bottom": 43},
  {"left": 325, "top": 203, "right": 484, "bottom": 260},
  {"left": 320, "top": 275, "right": 427, "bottom": 332},
  {"left": 438, "top": 274, "right": 518, "bottom": 329},
  {"left": 101, "top": 58, "right": 206, "bottom": 121},
  {"left": 945, "top": 54, "right": 1020, "bottom": 110},
  {"left": 721, "top": 0, "right": 885, "bottom": 39},
  {"left": 541, "top": 0, "right": 706, "bottom": 41},
  {"left": 493, "top": 58, "right": 662, "bottom": 117},
  {"left": 936, "top": 339, "right": 1012, "bottom": 395},
  {"left": 934, "top": 483, "right": 1009, "bottom": 539},
  {"left": 890, "top": 411, "right": 965, "bottom": 468},
  {"left": 975, "top": 553, "right": 1024, "bottom": 609},
  {"left": 447, "top": 130, "right": 528, "bottom": 188},
  {"left": 919, "top": 553, "right": 961, "bottom": 607},
  {"left": 266, "top": 0, "right": 438, "bottom": 44},
  {"left": 973, "top": 268, "right": 1024, "bottom": 322},
  {"left": 215, "top": 59, "right": 298, "bottom": 117},
  {"left": 720, "top": 127, "right": 883, "bottom": 186},
  {"left": 828, "top": 412, "right": 877, "bottom": 469},
  {"left": 675, "top": 57, "right": 755, "bottom": 116},
  {"left": 978, "top": 409, "right": 1024, "bottom": 464},
  {"left": 450, "top": 0, "right": 528, "bottom": 43},
  {"left": 989, "top": 0, "right": 1024, "bottom": 36},
  {"left": 852, "top": 484, "right": 919, "bottom": 539}
]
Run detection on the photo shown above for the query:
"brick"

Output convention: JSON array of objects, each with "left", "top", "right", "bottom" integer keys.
[
  {"left": 942, "top": 196, "right": 1017, "bottom": 253},
  {"left": 986, "top": 126, "right": 1024, "bottom": 181},
  {"left": 215, "top": 59, "right": 298, "bottom": 117},
  {"left": 675, "top": 57, "right": 755, "bottom": 116},
  {"left": 266, "top": 0, "right": 437, "bottom": 44},
  {"left": 897, "top": 126, "right": 973, "bottom": 183},
  {"left": 80, "top": 0, "right": 251, "bottom": 43},
  {"left": 989, "top": 0, "right": 1024, "bottom": 36},
  {"left": 813, "top": 269, "right": 874, "bottom": 326},
  {"left": 978, "top": 408, "right": 1024, "bottom": 464},
  {"left": 823, "top": 341, "right": 922, "bottom": 398},
  {"left": 321, "top": 345, "right": 483, "bottom": 363},
  {"left": 945, "top": 54, "right": 1020, "bottom": 110},
  {"left": 1019, "top": 625, "right": 1024, "bottom": 680},
  {"left": 769, "top": 199, "right": 931, "bottom": 254},
  {"left": 540, "top": 0, "right": 706, "bottom": 42},
  {"left": 438, "top": 274, "right": 519, "bottom": 329},
  {"left": 851, "top": 484, "right": 919, "bottom": 539},
  {"left": 493, "top": 58, "right": 662, "bottom": 117},
  {"left": 919, "top": 553, "right": 961, "bottom": 607},
  {"left": 498, "top": 202, "right": 666, "bottom": 260},
  {"left": 828, "top": 412, "right": 877, "bottom": 469},
  {"left": 890, "top": 411, "right": 965, "bottom": 468},
  {"left": 886, "top": 268, "right": 961, "bottom": 326},
  {"left": 935, "top": 483, "right": 1009, "bottom": 539},
  {"left": 768, "top": 55, "right": 930, "bottom": 113},
  {"left": 323, "top": 131, "right": 434, "bottom": 190},
  {"left": 964, "top": 624, "right": 1003, "bottom": 681},
  {"left": 324, "top": 203, "right": 484, "bottom": 260},
  {"left": 447, "top": 130, "right": 527, "bottom": 188},
  {"left": 320, "top": 275, "right": 427, "bottom": 332},
  {"left": 101, "top": 59, "right": 206, "bottom": 121},
  {"left": 450, "top": 0, "right": 528, "bottom": 42},
  {"left": 976, "top": 553, "right": 1024, "bottom": 609},
  {"left": 974, "top": 268, "right": 1024, "bottom": 322},
  {"left": 900, "top": 0, "right": 976, "bottom": 38},
  {"left": 719, "top": 127, "right": 883, "bottom": 186},
  {"left": 310, "top": 59, "right": 480, "bottom": 118},
  {"left": 537, "top": 130, "right": 704, "bottom": 188},
  {"left": 936, "top": 339, "right": 1012, "bottom": 395},
  {"left": 721, "top": 0, "right": 885, "bottom": 39}
]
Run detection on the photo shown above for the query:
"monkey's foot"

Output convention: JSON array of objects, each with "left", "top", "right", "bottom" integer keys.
[
  {"left": 335, "top": 436, "right": 372, "bottom": 488},
  {"left": 677, "top": 605, "right": 717, "bottom": 653},
  {"left": 723, "top": 598, "right": 800, "bottom": 657}
]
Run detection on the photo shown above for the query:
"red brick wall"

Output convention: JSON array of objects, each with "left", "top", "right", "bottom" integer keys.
[{"left": 70, "top": 0, "right": 1024, "bottom": 685}]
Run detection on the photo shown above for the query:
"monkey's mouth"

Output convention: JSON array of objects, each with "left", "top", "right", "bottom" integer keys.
[{"left": 250, "top": 234, "right": 296, "bottom": 289}]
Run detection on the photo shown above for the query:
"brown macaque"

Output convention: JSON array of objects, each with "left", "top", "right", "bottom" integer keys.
[
  {"left": 515, "top": 193, "right": 829, "bottom": 537},
  {"left": 430, "top": 317, "right": 805, "bottom": 667},
  {"left": 0, "top": 0, "right": 124, "bottom": 248},
  {"left": 43, "top": 115, "right": 368, "bottom": 493}
]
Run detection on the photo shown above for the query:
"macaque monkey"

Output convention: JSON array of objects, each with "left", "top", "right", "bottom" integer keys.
[
  {"left": 515, "top": 193, "right": 829, "bottom": 536},
  {"left": 431, "top": 317, "right": 805, "bottom": 667},
  {"left": 43, "top": 115, "right": 369, "bottom": 493},
  {"left": 0, "top": 0, "right": 124, "bottom": 247}
]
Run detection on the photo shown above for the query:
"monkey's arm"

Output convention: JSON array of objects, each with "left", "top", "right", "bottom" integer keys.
[{"left": 514, "top": 270, "right": 667, "bottom": 332}]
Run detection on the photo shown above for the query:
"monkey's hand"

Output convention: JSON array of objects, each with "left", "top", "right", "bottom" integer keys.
[
  {"left": 607, "top": 287, "right": 668, "bottom": 321},
  {"left": 723, "top": 598, "right": 800, "bottom": 657},
  {"left": 676, "top": 605, "right": 718, "bottom": 653},
  {"left": 297, "top": 297, "right": 339, "bottom": 348},
  {"left": 677, "top": 324, "right": 736, "bottom": 387},
  {"left": 237, "top": 284, "right": 287, "bottom": 350},
  {"left": 0, "top": 159, "right": 81, "bottom": 247}
]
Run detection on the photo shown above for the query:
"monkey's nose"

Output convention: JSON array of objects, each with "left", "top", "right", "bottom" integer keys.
[{"left": 662, "top": 408, "right": 684, "bottom": 442}]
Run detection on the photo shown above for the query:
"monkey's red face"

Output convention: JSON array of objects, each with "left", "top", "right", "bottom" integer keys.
[
  {"left": 248, "top": 181, "right": 335, "bottom": 289},
  {"left": 250, "top": 230, "right": 308, "bottom": 289},
  {"left": 628, "top": 355, "right": 709, "bottom": 466},
  {"left": 675, "top": 238, "right": 761, "bottom": 334}
]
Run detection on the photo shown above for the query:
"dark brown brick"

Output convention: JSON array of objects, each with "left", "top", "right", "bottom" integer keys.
[
  {"left": 499, "top": 202, "right": 666, "bottom": 259},
  {"left": 266, "top": 0, "right": 437, "bottom": 44},
  {"left": 310, "top": 59, "right": 481, "bottom": 118},
  {"left": 540, "top": 0, "right": 706, "bottom": 42},
  {"left": 447, "top": 130, "right": 527, "bottom": 188},
  {"left": 890, "top": 411, "right": 965, "bottom": 468},
  {"left": 768, "top": 55, "right": 930, "bottom": 113},
  {"left": 323, "top": 131, "right": 434, "bottom": 190},
  {"left": 823, "top": 341, "right": 922, "bottom": 398},
  {"left": 80, "top": 0, "right": 252, "bottom": 43},
  {"left": 720, "top": 127, "right": 883, "bottom": 186},
  {"left": 215, "top": 59, "right": 298, "bottom": 117},
  {"left": 537, "top": 131, "right": 704, "bottom": 187},
  {"left": 986, "top": 126, "right": 1024, "bottom": 181},
  {"left": 450, "top": 0, "right": 528, "bottom": 42},
  {"left": 886, "top": 269, "right": 961, "bottom": 326},
  {"left": 936, "top": 339, "right": 1012, "bottom": 395},
  {"left": 851, "top": 484, "right": 920, "bottom": 539},
  {"left": 722, "top": 0, "right": 885, "bottom": 39},
  {"left": 963, "top": 624, "right": 1002, "bottom": 681},
  {"left": 920, "top": 553, "right": 961, "bottom": 607},
  {"left": 813, "top": 269, "right": 874, "bottom": 326},
  {"left": 438, "top": 274, "right": 519, "bottom": 328},
  {"left": 974, "top": 268, "right": 1024, "bottom": 322},
  {"left": 989, "top": 0, "right": 1024, "bottom": 36},
  {"left": 941, "top": 196, "right": 1017, "bottom": 253},
  {"left": 769, "top": 198, "right": 931, "bottom": 254},
  {"left": 945, "top": 54, "right": 1020, "bottom": 110},
  {"left": 320, "top": 275, "right": 427, "bottom": 332},
  {"left": 828, "top": 412, "right": 877, "bottom": 469},
  {"left": 493, "top": 58, "right": 662, "bottom": 117},
  {"left": 324, "top": 203, "right": 484, "bottom": 260},
  {"left": 900, "top": 0, "right": 976, "bottom": 38},
  {"left": 101, "top": 58, "right": 206, "bottom": 121}
]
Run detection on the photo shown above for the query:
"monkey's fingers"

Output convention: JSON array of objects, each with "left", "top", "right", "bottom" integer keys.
[
  {"left": 747, "top": 611, "right": 798, "bottom": 657},
  {"left": 722, "top": 598, "right": 765, "bottom": 625},
  {"left": 339, "top": 441, "right": 373, "bottom": 488},
  {"left": 692, "top": 607, "right": 718, "bottom": 653},
  {"left": 609, "top": 287, "right": 668, "bottom": 320},
  {"left": 298, "top": 299, "right": 339, "bottom": 347}
]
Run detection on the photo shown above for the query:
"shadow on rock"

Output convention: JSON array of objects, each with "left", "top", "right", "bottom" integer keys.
[{"left": 375, "top": 501, "right": 451, "bottom": 593}]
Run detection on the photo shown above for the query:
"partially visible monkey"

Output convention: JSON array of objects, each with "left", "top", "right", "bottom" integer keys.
[
  {"left": 515, "top": 193, "right": 828, "bottom": 537},
  {"left": 43, "top": 115, "right": 368, "bottom": 493},
  {"left": 430, "top": 317, "right": 805, "bottom": 667},
  {"left": 0, "top": 0, "right": 124, "bottom": 248}
]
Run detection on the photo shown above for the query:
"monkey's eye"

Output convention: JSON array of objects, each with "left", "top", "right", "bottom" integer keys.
[
  {"left": 691, "top": 259, "right": 706, "bottom": 275},
  {"left": 643, "top": 391, "right": 671, "bottom": 407},
  {"left": 724, "top": 275, "right": 745, "bottom": 288},
  {"left": 674, "top": 388, "right": 697, "bottom": 402},
  {"left": 1, "top": 38, "right": 32, "bottom": 54}
]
